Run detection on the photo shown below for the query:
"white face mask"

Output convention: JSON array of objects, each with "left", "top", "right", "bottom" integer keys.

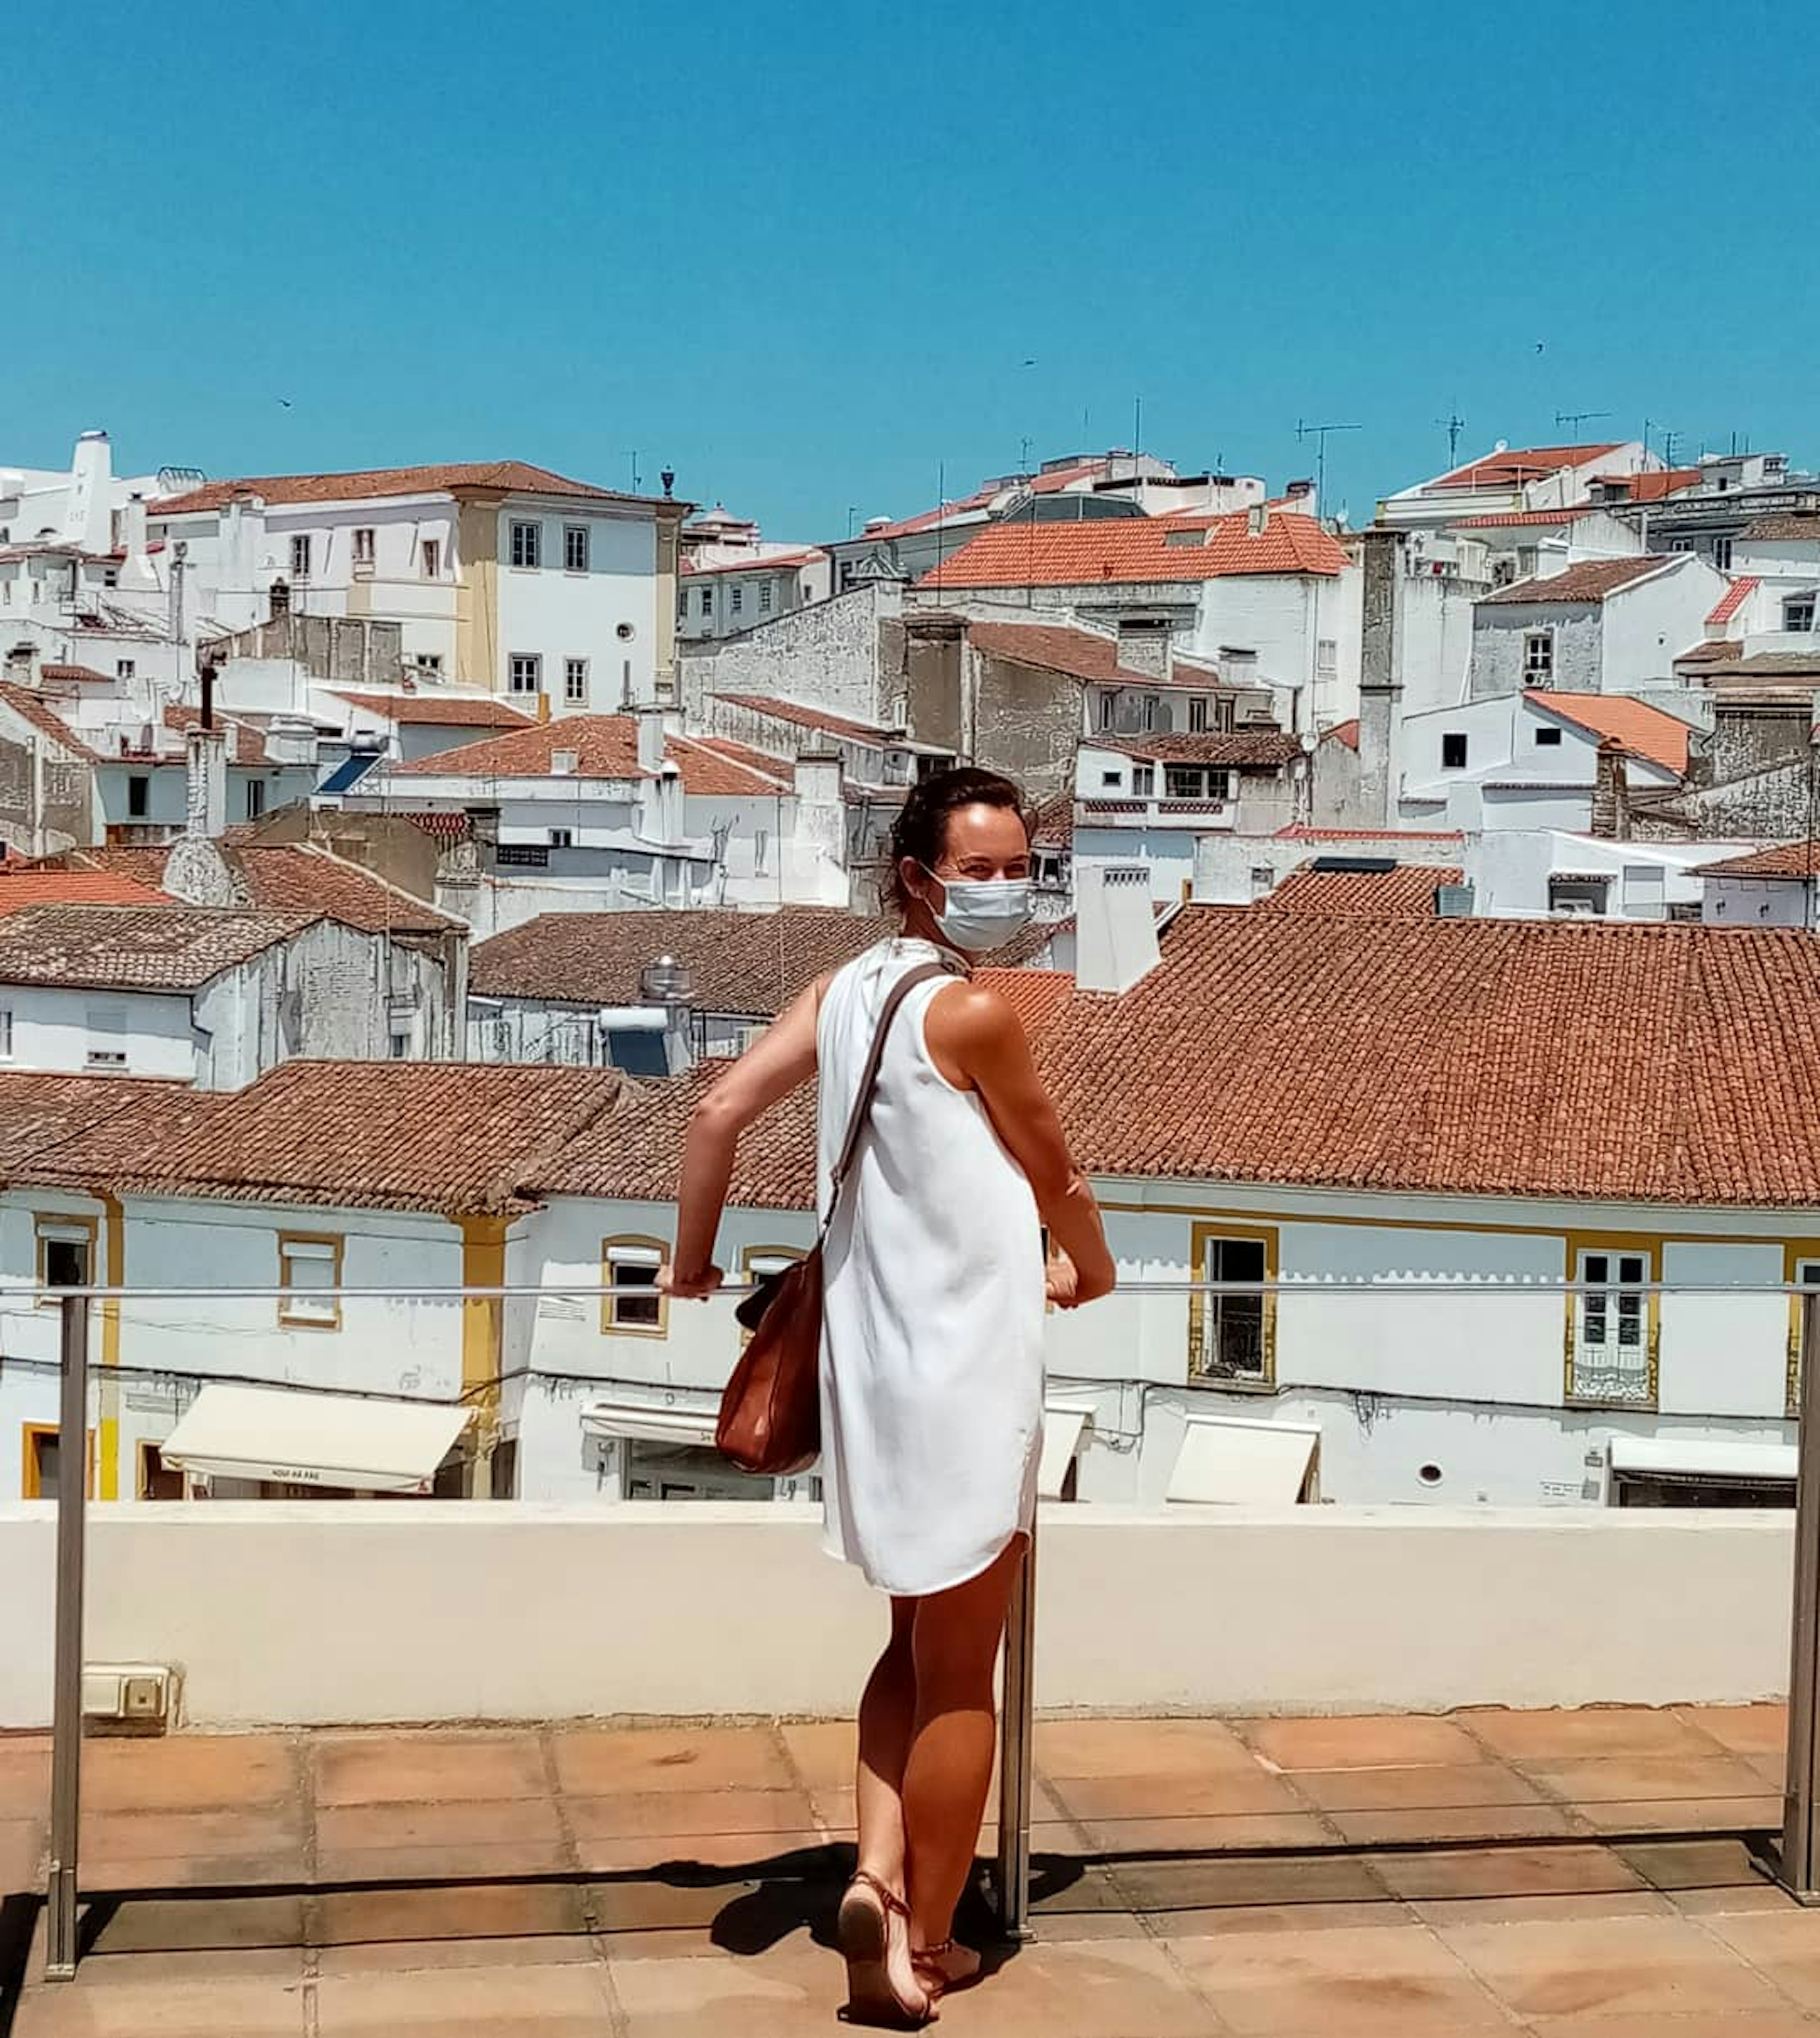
[{"left": 921, "top": 866, "right": 1036, "bottom": 953}]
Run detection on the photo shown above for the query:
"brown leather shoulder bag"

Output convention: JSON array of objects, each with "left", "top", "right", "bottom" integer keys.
[{"left": 717, "top": 960, "right": 950, "bottom": 1476}]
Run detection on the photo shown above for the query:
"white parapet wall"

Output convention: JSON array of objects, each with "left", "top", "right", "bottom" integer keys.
[{"left": 0, "top": 1502, "right": 1796, "bottom": 1730}]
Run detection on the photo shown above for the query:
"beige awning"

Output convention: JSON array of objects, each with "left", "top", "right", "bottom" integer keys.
[
  {"left": 581, "top": 1400, "right": 720, "bottom": 1448},
  {"left": 160, "top": 1385, "right": 469, "bottom": 1494},
  {"left": 1167, "top": 1415, "right": 1320, "bottom": 1505}
]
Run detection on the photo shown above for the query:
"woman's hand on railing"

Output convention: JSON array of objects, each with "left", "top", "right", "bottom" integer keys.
[
  {"left": 1047, "top": 1246, "right": 1115, "bottom": 1310},
  {"left": 658, "top": 1263, "right": 724, "bottom": 1302}
]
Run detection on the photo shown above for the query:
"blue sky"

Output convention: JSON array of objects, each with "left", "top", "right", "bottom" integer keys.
[{"left": 8, "top": 1, "right": 1813, "bottom": 539}]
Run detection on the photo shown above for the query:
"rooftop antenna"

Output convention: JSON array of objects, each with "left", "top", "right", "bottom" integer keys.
[
  {"left": 1659, "top": 427, "right": 1684, "bottom": 468},
  {"left": 1555, "top": 408, "right": 1611, "bottom": 438},
  {"left": 619, "top": 451, "right": 641, "bottom": 492},
  {"left": 1295, "top": 418, "right": 1361, "bottom": 513},
  {"left": 1133, "top": 394, "right": 1143, "bottom": 462},
  {"left": 1436, "top": 408, "right": 1466, "bottom": 465}
]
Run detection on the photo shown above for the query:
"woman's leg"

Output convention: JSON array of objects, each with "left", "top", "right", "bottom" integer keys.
[
  {"left": 854, "top": 1596, "right": 918, "bottom": 1894},
  {"left": 901, "top": 1536, "right": 1026, "bottom": 1952}
]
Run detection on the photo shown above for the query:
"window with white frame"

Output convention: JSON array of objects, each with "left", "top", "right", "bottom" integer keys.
[
  {"left": 414, "top": 653, "right": 443, "bottom": 680},
  {"left": 1570, "top": 1249, "right": 1652, "bottom": 1403},
  {"left": 278, "top": 1234, "right": 342, "bottom": 1328},
  {"left": 420, "top": 538, "right": 441, "bottom": 579},
  {"left": 564, "top": 657, "right": 589, "bottom": 705},
  {"left": 548, "top": 828, "right": 573, "bottom": 849},
  {"left": 1189, "top": 1229, "right": 1272, "bottom": 1384},
  {"left": 731, "top": 585, "right": 744, "bottom": 616},
  {"left": 602, "top": 1239, "right": 666, "bottom": 1334},
  {"left": 1164, "top": 764, "right": 1233, "bottom": 801},
  {"left": 1523, "top": 631, "right": 1554, "bottom": 683},
  {"left": 510, "top": 521, "right": 541, "bottom": 569},
  {"left": 759, "top": 580, "right": 774, "bottom": 614},
  {"left": 115, "top": 659, "right": 134, "bottom": 681},
  {"left": 697, "top": 585, "right": 713, "bottom": 616},
  {"left": 1316, "top": 637, "right": 1338, "bottom": 682},
  {"left": 1133, "top": 764, "right": 1155, "bottom": 796},
  {"left": 352, "top": 527, "right": 375, "bottom": 566},
  {"left": 290, "top": 534, "right": 312, "bottom": 578},
  {"left": 1097, "top": 692, "right": 1116, "bottom": 730},
  {"left": 1786, "top": 595, "right": 1817, "bottom": 633},
  {"left": 85, "top": 1005, "right": 126, "bottom": 1069},
  {"left": 0, "top": 1008, "right": 12, "bottom": 1059},
  {"left": 37, "top": 1220, "right": 92, "bottom": 1293},
  {"left": 564, "top": 525, "right": 589, "bottom": 573},
  {"left": 1712, "top": 537, "right": 1734, "bottom": 571},
  {"left": 1189, "top": 697, "right": 1209, "bottom": 733},
  {"left": 509, "top": 654, "right": 542, "bottom": 695}
]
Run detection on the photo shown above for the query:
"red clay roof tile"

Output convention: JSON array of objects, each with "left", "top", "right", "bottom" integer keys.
[{"left": 919, "top": 510, "right": 1347, "bottom": 589}]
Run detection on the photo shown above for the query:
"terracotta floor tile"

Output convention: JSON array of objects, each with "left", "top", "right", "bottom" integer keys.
[
  {"left": 1369, "top": 1843, "right": 1649, "bottom": 1904},
  {"left": 552, "top": 1724, "right": 794, "bottom": 1797},
  {"left": 1111, "top": 1847, "right": 1392, "bottom": 1915},
  {"left": 80, "top": 1805, "right": 304, "bottom": 1868},
  {"left": 314, "top": 1839, "right": 573, "bottom": 1884},
  {"left": 928, "top": 1937, "right": 1227, "bottom": 2037},
  {"left": 1287, "top": 1761, "right": 1539, "bottom": 1814},
  {"left": 1701, "top": 1909, "right": 1820, "bottom": 2010},
  {"left": 315, "top": 1795, "right": 562, "bottom": 1856},
  {"left": 1148, "top": 1897, "right": 1412, "bottom": 1937},
  {"left": 11, "top": 1973, "right": 309, "bottom": 2035},
  {"left": 564, "top": 1786, "right": 813, "bottom": 1843},
  {"left": 82, "top": 1736, "right": 298, "bottom": 1815},
  {"left": 1327, "top": 1801, "right": 1582, "bottom": 1846},
  {"left": 82, "top": 1892, "right": 308, "bottom": 1956},
  {"left": 314, "top": 1957, "right": 617, "bottom": 2035},
  {"left": 806, "top": 1775, "right": 1067, "bottom": 1834},
  {"left": 1167, "top": 1919, "right": 1512, "bottom": 2032},
  {"left": 0, "top": 1739, "right": 51, "bottom": 1819},
  {"left": 1675, "top": 1703, "right": 1790, "bottom": 1757},
  {"left": 774, "top": 1720, "right": 854, "bottom": 1790},
  {"left": 1523, "top": 2017, "right": 1820, "bottom": 2037},
  {"left": 1572, "top": 1795, "right": 1781, "bottom": 1836},
  {"left": 1612, "top": 1834, "right": 1781, "bottom": 1894},
  {"left": 311, "top": 1732, "right": 548, "bottom": 1807},
  {"left": 1437, "top": 1911, "right": 1792, "bottom": 2022},
  {"left": 1463, "top": 1707, "right": 1726, "bottom": 1764},
  {"left": 605, "top": 1935, "right": 843, "bottom": 2038},
  {"left": 1078, "top": 1810, "right": 1340, "bottom": 1855},
  {"left": 49, "top": 1945, "right": 306, "bottom": 1986},
  {"left": 1410, "top": 1890, "right": 1679, "bottom": 1927},
  {"left": 318, "top": 1933, "right": 602, "bottom": 1977},
  {"left": 1518, "top": 1752, "right": 1776, "bottom": 1805},
  {"left": 0, "top": 1814, "right": 44, "bottom": 1894},
  {"left": 1242, "top": 1713, "right": 1488, "bottom": 1771},
  {"left": 573, "top": 1824, "right": 832, "bottom": 1875},
  {"left": 314, "top": 1878, "right": 589, "bottom": 1950},
  {"left": 1047, "top": 1767, "right": 1309, "bottom": 1821},
  {"left": 1034, "top": 1716, "right": 1262, "bottom": 1779}
]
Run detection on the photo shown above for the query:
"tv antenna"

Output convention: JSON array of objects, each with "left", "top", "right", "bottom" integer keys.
[
  {"left": 1555, "top": 408, "right": 1611, "bottom": 437},
  {"left": 1436, "top": 408, "right": 1466, "bottom": 465},
  {"left": 619, "top": 450, "right": 641, "bottom": 492},
  {"left": 1295, "top": 418, "right": 1361, "bottom": 511}
]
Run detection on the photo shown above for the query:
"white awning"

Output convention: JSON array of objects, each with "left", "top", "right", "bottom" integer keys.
[
  {"left": 581, "top": 1400, "right": 719, "bottom": 1448},
  {"left": 160, "top": 1385, "right": 469, "bottom": 1494},
  {"left": 1610, "top": 1435, "right": 1797, "bottom": 1483},
  {"left": 1038, "top": 1403, "right": 1093, "bottom": 1500},
  {"left": 1167, "top": 1415, "right": 1320, "bottom": 1506}
]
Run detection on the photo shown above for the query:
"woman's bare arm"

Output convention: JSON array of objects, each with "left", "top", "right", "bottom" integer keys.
[
  {"left": 923, "top": 981, "right": 1116, "bottom": 1306},
  {"left": 663, "top": 977, "right": 825, "bottom": 1296}
]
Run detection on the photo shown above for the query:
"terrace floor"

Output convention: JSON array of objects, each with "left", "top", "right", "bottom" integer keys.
[{"left": 3, "top": 1703, "right": 1819, "bottom": 2034}]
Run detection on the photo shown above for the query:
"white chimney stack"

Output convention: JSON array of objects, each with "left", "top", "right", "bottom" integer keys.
[
  {"left": 1074, "top": 860, "right": 1160, "bottom": 995},
  {"left": 636, "top": 705, "right": 667, "bottom": 773},
  {"left": 65, "top": 430, "right": 113, "bottom": 557}
]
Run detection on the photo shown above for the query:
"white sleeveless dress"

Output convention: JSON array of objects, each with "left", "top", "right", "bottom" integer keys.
[{"left": 816, "top": 937, "right": 1046, "bottom": 1598}]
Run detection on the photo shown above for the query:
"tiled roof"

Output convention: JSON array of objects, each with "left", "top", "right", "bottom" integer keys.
[
  {"left": 919, "top": 510, "right": 1348, "bottom": 588},
  {"left": 710, "top": 695, "right": 896, "bottom": 747},
  {"left": 1700, "top": 842, "right": 1820, "bottom": 878},
  {"left": 1027, "top": 906, "right": 1820, "bottom": 1207},
  {"left": 21, "top": 1061, "right": 629, "bottom": 1215},
  {"left": 400, "top": 811, "right": 474, "bottom": 843},
  {"left": 228, "top": 845, "right": 459, "bottom": 934},
  {"left": 472, "top": 908, "right": 896, "bottom": 1016},
  {"left": 0, "top": 867, "right": 168, "bottom": 915},
  {"left": 689, "top": 734, "right": 795, "bottom": 780},
  {"left": 0, "top": 1073, "right": 199, "bottom": 1173},
  {"left": 1740, "top": 513, "right": 1820, "bottom": 543},
  {"left": 151, "top": 462, "right": 668, "bottom": 516},
  {"left": 330, "top": 690, "right": 537, "bottom": 729},
  {"left": 161, "top": 704, "right": 272, "bottom": 766},
  {"left": 1323, "top": 719, "right": 1360, "bottom": 750},
  {"left": 1028, "top": 792, "right": 1074, "bottom": 849},
  {"left": 855, "top": 462, "right": 1110, "bottom": 545},
  {"left": 1433, "top": 443, "right": 1621, "bottom": 490},
  {"left": 390, "top": 714, "right": 788, "bottom": 794},
  {"left": 0, "top": 682, "right": 100, "bottom": 760},
  {"left": 1451, "top": 508, "right": 1594, "bottom": 529},
  {"left": 1706, "top": 577, "right": 1760, "bottom": 625},
  {"left": 680, "top": 548, "right": 826, "bottom": 577},
  {"left": 966, "top": 621, "right": 1166, "bottom": 688},
  {"left": 1479, "top": 557, "right": 1673, "bottom": 605},
  {"left": 1696, "top": 652, "right": 1820, "bottom": 680},
  {"left": 1524, "top": 693, "right": 1693, "bottom": 775},
  {"left": 0, "top": 905, "right": 318, "bottom": 990},
  {"left": 1675, "top": 640, "right": 1741, "bottom": 666},
  {"left": 1275, "top": 824, "right": 1465, "bottom": 842},
  {"left": 1604, "top": 467, "right": 1703, "bottom": 503},
  {"left": 39, "top": 664, "right": 114, "bottom": 685},
  {"left": 1264, "top": 862, "right": 1463, "bottom": 915},
  {"left": 1106, "top": 731, "right": 1303, "bottom": 769}
]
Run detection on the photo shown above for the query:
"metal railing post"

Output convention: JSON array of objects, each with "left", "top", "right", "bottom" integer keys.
[
  {"left": 994, "top": 1522, "right": 1037, "bottom": 1940},
  {"left": 45, "top": 1290, "right": 90, "bottom": 1978}
]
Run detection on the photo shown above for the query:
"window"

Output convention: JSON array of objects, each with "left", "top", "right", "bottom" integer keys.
[
  {"left": 1785, "top": 596, "right": 1817, "bottom": 634},
  {"left": 1523, "top": 631, "right": 1554, "bottom": 683},
  {"left": 1712, "top": 537, "right": 1734, "bottom": 571},
  {"left": 85, "top": 1006, "right": 127, "bottom": 1069},
  {"left": 115, "top": 659, "right": 135, "bottom": 681},
  {"left": 1549, "top": 876, "right": 1610, "bottom": 916},
  {"left": 740, "top": 1247, "right": 805, "bottom": 1344},
  {"left": 1165, "top": 765, "right": 1203, "bottom": 800},
  {"left": 290, "top": 535, "right": 312, "bottom": 578},
  {"left": 1569, "top": 1246, "right": 1654, "bottom": 1404},
  {"left": 137, "top": 1442, "right": 185, "bottom": 1501},
  {"left": 102, "top": 568, "right": 118, "bottom": 588},
  {"left": 1189, "top": 1225, "right": 1274, "bottom": 1385},
  {"left": 245, "top": 779, "right": 266, "bottom": 821},
  {"left": 731, "top": 585, "right": 744, "bottom": 616},
  {"left": 1441, "top": 732, "right": 1468, "bottom": 769},
  {"left": 352, "top": 527, "right": 376, "bottom": 566},
  {"left": 1096, "top": 693, "right": 1116, "bottom": 731},
  {"left": 1316, "top": 638, "right": 1338, "bottom": 681},
  {"left": 759, "top": 581, "right": 774, "bottom": 614},
  {"left": 1535, "top": 726, "right": 1563, "bottom": 748},
  {"left": 388, "top": 1029, "right": 411, "bottom": 1060},
  {"left": 510, "top": 521, "right": 541, "bottom": 569},
  {"left": 414, "top": 653, "right": 443, "bottom": 680},
  {"left": 1669, "top": 538, "right": 1693, "bottom": 555},
  {"left": 602, "top": 1238, "right": 667, "bottom": 1335},
  {"left": 495, "top": 843, "right": 549, "bottom": 868},
  {"left": 1133, "top": 764, "right": 1155, "bottom": 796},
  {"left": 1666, "top": 901, "right": 1702, "bottom": 923},
  {"left": 564, "top": 525, "right": 589, "bottom": 573},
  {"left": 564, "top": 657, "right": 589, "bottom": 705},
  {"left": 127, "top": 775, "right": 149, "bottom": 819},
  {"left": 1100, "top": 769, "right": 1122, "bottom": 789},
  {"left": 1791, "top": 1259, "right": 1820, "bottom": 1415},
  {"left": 548, "top": 828, "right": 573, "bottom": 849},
  {"left": 0, "top": 1008, "right": 12, "bottom": 1060},
  {"left": 420, "top": 538, "right": 441, "bottom": 579},
  {"left": 22, "top": 1425, "right": 91, "bottom": 1500},
  {"left": 509, "top": 654, "right": 543, "bottom": 695},
  {"left": 1189, "top": 697, "right": 1209, "bottom": 733},
  {"left": 36, "top": 1218, "right": 94, "bottom": 1296},
  {"left": 698, "top": 586, "right": 713, "bottom": 616},
  {"left": 278, "top": 1233, "right": 343, "bottom": 1329}
]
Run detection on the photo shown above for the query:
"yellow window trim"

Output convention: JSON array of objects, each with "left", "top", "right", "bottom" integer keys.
[
  {"left": 601, "top": 1234, "right": 671, "bottom": 1338},
  {"left": 1563, "top": 1232, "right": 1660, "bottom": 1409},
  {"left": 21, "top": 1422, "right": 94, "bottom": 1499},
  {"left": 277, "top": 1230, "right": 345, "bottom": 1331},
  {"left": 33, "top": 1212, "right": 98, "bottom": 1309},
  {"left": 1187, "top": 1220, "right": 1278, "bottom": 1392},
  {"left": 738, "top": 1245, "right": 806, "bottom": 1346},
  {"left": 1787, "top": 1245, "right": 1820, "bottom": 1419}
]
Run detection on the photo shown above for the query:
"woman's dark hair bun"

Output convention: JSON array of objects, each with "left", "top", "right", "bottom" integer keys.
[{"left": 883, "top": 766, "right": 1027, "bottom": 913}]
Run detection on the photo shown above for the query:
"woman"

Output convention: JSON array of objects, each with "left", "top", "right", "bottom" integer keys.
[{"left": 662, "top": 766, "right": 1116, "bottom": 2028}]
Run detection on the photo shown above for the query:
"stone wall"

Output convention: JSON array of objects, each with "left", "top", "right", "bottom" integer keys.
[
  {"left": 208, "top": 612, "right": 403, "bottom": 687},
  {"left": 678, "top": 583, "right": 899, "bottom": 724}
]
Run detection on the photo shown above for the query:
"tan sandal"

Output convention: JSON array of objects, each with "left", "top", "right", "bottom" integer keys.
[
  {"left": 838, "top": 1870, "right": 936, "bottom": 2029},
  {"left": 913, "top": 1939, "right": 983, "bottom": 2001}
]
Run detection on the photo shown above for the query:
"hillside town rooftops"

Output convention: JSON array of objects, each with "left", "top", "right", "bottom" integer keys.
[
  {"left": 1432, "top": 443, "right": 1622, "bottom": 490},
  {"left": 151, "top": 461, "right": 676, "bottom": 516},
  {"left": 389, "top": 714, "right": 788, "bottom": 794},
  {"left": 1479, "top": 557, "right": 1675, "bottom": 605},
  {"left": 965, "top": 620, "right": 1205, "bottom": 689},
  {"left": 1265, "top": 862, "right": 1464, "bottom": 914},
  {"left": 0, "top": 866, "right": 168, "bottom": 914},
  {"left": 1739, "top": 513, "right": 1820, "bottom": 543},
  {"left": 919, "top": 509, "right": 1347, "bottom": 588},
  {"left": 0, "top": 905, "right": 318, "bottom": 990},
  {"left": 1524, "top": 692, "right": 1694, "bottom": 775}
]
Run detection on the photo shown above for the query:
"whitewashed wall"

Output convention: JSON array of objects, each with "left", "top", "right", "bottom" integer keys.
[{"left": 492, "top": 508, "right": 657, "bottom": 704}]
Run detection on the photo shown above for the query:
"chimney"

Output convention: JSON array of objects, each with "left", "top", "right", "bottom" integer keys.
[
  {"left": 1074, "top": 859, "right": 1160, "bottom": 995},
  {"left": 1114, "top": 619, "right": 1171, "bottom": 681},
  {"left": 64, "top": 430, "right": 113, "bottom": 556},
  {"left": 1591, "top": 737, "right": 1629, "bottom": 840},
  {"left": 1356, "top": 527, "right": 1406, "bottom": 827},
  {"left": 636, "top": 704, "right": 667, "bottom": 773},
  {"left": 1247, "top": 502, "right": 1269, "bottom": 537},
  {"left": 185, "top": 724, "right": 228, "bottom": 839}
]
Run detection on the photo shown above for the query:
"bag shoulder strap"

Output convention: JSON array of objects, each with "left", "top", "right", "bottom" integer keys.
[{"left": 827, "top": 959, "right": 954, "bottom": 1211}]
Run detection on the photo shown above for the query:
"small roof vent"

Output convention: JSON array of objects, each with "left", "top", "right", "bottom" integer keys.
[{"left": 640, "top": 955, "right": 695, "bottom": 1005}]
